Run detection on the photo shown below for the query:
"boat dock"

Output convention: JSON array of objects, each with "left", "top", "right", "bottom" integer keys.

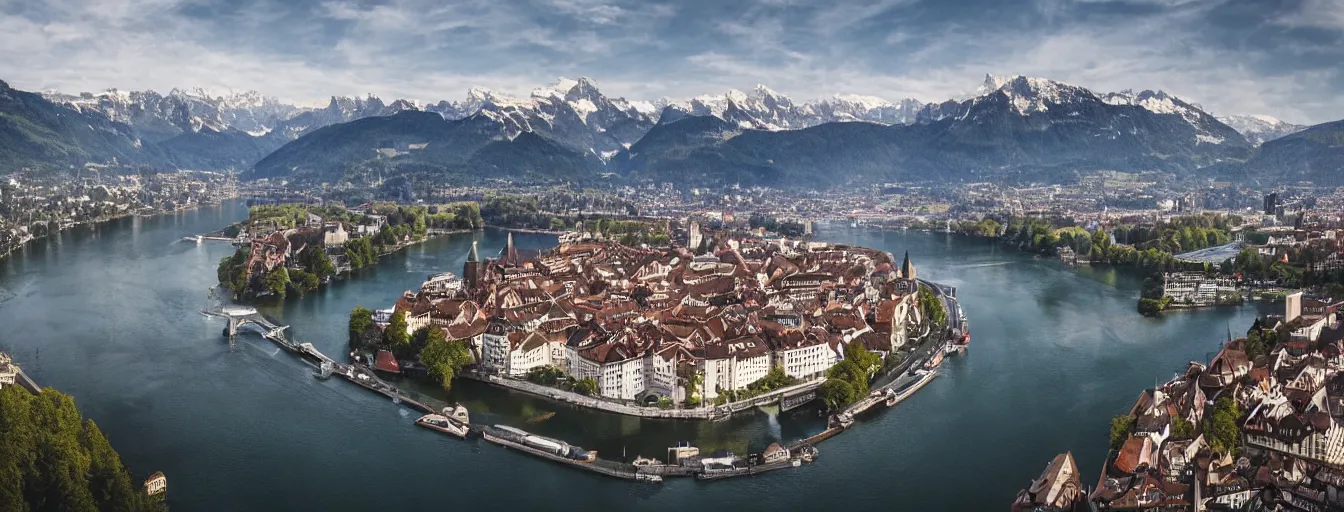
[{"left": 481, "top": 426, "right": 643, "bottom": 480}]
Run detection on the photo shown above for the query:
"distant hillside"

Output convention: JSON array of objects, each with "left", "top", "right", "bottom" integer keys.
[
  {"left": 249, "top": 110, "right": 594, "bottom": 183},
  {"left": 1244, "top": 119, "right": 1344, "bottom": 186},
  {"left": 0, "top": 79, "right": 167, "bottom": 171}
]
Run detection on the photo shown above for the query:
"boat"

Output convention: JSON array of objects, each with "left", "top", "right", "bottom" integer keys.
[
  {"left": 923, "top": 349, "right": 945, "bottom": 370},
  {"left": 415, "top": 414, "right": 469, "bottom": 438},
  {"left": 635, "top": 473, "right": 663, "bottom": 483},
  {"left": 443, "top": 404, "right": 470, "bottom": 425}
]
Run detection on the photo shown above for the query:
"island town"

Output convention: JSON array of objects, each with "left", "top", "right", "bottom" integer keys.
[{"left": 203, "top": 199, "right": 967, "bottom": 482}]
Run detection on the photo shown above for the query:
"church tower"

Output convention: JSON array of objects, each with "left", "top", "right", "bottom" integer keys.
[
  {"left": 901, "top": 251, "right": 916, "bottom": 281},
  {"left": 464, "top": 240, "right": 481, "bottom": 289}
]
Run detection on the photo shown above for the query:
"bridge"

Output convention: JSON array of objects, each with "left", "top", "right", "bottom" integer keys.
[{"left": 201, "top": 288, "right": 451, "bottom": 415}]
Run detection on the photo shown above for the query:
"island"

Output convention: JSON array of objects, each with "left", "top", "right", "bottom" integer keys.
[
  {"left": 205, "top": 213, "right": 966, "bottom": 482},
  {"left": 353, "top": 226, "right": 955, "bottom": 417}
]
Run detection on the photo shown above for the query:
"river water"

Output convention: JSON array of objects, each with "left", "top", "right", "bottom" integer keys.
[{"left": 0, "top": 201, "right": 1268, "bottom": 511}]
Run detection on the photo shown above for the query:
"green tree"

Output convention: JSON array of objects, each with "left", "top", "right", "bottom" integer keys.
[
  {"left": 0, "top": 386, "right": 164, "bottom": 512},
  {"left": 573, "top": 378, "right": 599, "bottom": 396},
  {"left": 1205, "top": 397, "right": 1243, "bottom": 454},
  {"left": 264, "top": 266, "right": 289, "bottom": 297},
  {"left": 919, "top": 286, "right": 947, "bottom": 331},
  {"left": 348, "top": 306, "right": 374, "bottom": 350},
  {"left": 1109, "top": 415, "right": 1135, "bottom": 452},
  {"left": 384, "top": 311, "right": 409, "bottom": 347},
  {"left": 819, "top": 379, "right": 856, "bottom": 410},
  {"left": 1171, "top": 415, "right": 1196, "bottom": 439},
  {"left": 419, "top": 334, "right": 474, "bottom": 391}
]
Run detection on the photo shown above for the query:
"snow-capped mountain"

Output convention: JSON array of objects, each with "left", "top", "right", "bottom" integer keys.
[
  {"left": 663, "top": 85, "right": 923, "bottom": 130},
  {"left": 1099, "top": 89, "right": 1234, "bottom": 145},
  {"left": 1216, "top": 114, "right": 1306, "bottom": 146},
  {"left": 424, "top": 77, "right": 659, "bottom": 161},
  {"left": 270, "top": 94, "right": 416, "bottom": 139},
  {"left": 43, "top": 88, "right": 300, "bottom": 142}
]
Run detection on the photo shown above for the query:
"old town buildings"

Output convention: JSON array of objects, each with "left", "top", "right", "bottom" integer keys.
[{"left": 389, "top": 232, "right": 919, "bottom": 405}]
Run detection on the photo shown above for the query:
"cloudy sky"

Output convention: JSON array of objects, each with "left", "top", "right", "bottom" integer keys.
[{"left": 2, "top": 0, "right": 1343, "bottom": 124}]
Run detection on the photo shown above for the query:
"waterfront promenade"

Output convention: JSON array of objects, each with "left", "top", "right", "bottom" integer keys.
[{"left": 460, "top": 370, "right": 825, "bottom": 420}]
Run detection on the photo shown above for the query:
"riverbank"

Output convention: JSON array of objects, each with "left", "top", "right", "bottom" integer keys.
[{"left": 1, "top": 195, "right": 236, "bottom": 262}]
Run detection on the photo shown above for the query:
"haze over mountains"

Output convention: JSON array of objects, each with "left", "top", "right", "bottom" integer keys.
[{"left": 3, "top": 74, "right": 1338, "bottom": 187}]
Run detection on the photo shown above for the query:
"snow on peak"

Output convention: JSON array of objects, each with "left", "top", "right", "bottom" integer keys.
[
  {"left": 831, "top": 94, "right": 893, "bottom": 110},
  {"left": 979, "top": 74, "right": 1087, "bottom": 114}
]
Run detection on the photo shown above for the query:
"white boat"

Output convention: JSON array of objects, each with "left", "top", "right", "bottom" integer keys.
[
  {"left": 416, "top": 414, "right": 469, "bottom": 438},
  {"left": 635, "top": 473, "right": 663, "bottom": 483}
]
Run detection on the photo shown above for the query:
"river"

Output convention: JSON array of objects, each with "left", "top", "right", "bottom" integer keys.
[{"left": 0, "top": 201, "right": 1268, "bottom": 510}]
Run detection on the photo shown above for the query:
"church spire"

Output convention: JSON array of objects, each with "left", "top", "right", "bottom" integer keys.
[
  {"left": 901, "top": 251, "right": 915, "bottom": 280},
  {"left": 468, "top": 240, "right": 479, "bottom": 263}
]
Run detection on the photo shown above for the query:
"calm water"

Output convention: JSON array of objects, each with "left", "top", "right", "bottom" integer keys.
[{"left": 0, "top": 203, "right": 1267, "bottom": 511}]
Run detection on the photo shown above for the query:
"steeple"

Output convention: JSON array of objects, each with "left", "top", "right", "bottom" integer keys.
[
  {"left": 505, "top": 232, "right": 519, "bottom": 264},
  {"left": 901, "top": 251, "right": 915, "bottom": 280},
  {"left": 464, "top": 240, "right": 481, "bottom": 289}
]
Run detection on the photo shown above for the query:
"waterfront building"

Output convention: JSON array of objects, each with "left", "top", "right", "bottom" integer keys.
[
  {"left": 0, "top": 352, "right": 16, "bottom": 388},
  {"left": 1011, "top": 452, "right": 1084, "bottom": 512},
  {"left": 143, "top": 472, "right": 167, "bottom": 497},
  {"left": 322, "top": 222, "right": 348, "bottom": 248},
  {"left": 774, "top": 332, "right": 837, "bottom": 381},
  {"left": 701, "top": 336, "right": 771, "bottom": 400},
  {"left": 1161, "top": 272, "right": 1238, "bottom": 306}
]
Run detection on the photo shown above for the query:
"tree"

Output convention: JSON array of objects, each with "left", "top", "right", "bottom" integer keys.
[
  {"left": 299, "top": 246, "right": 336, "bottom": 279},
  {"left": 1205, "top": 397, "right": 1243, "bottom": 454},
  {"left": 843, "top": 342, "right": 882, "bottom": 378},
  {"left": 349, "top": 306, "right": 373, "bottom": 350},
  {"left": 1171, "top": 415, "right": 1196, "bottom": 439},
  {"left": 419, "top": 335, "right": 474, "bottom": 391},
  {"left": 384, "top": 311, "right": 409, "bottom": 347},
  {"left": 1109, "top": 415, "right": 1135, "bottom": 452},
  {"left": 819, "top": 379, "right": 855, "bottom": 410},
  {"left": 919, "top": 286, "right": 947, "bottom": 331},
  {"left": 264, "top": 266, "right": 289, "bottom": 297},
  {"left": 0, "top": 386, "right": 164, "bottom": 512},
  {"left": 287, "top": 269, "right": 319, "bottom": 295},
  {"left": 573, "top": 378, "right": 599, "bottom": 396}
]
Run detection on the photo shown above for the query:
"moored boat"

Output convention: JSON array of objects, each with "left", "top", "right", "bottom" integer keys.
[{"left": 415, "top": 414, "right": 469, "bottom": 438}]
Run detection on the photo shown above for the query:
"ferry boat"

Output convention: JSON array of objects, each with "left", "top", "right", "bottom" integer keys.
[{"left": 415, "top": 414, "right": 470, "bottom": 438}]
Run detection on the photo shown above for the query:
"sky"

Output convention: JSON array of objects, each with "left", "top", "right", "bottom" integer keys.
[{"left": 2, "top": 0, "right": 1343, "bottom": 124}]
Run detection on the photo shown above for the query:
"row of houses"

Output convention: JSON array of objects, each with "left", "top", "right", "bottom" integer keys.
[
  {"left": 385, "top": 233, "right": 921, "bottom": 405},
  {"left": 1018, "top": 294, "right": 1344, "bottom": 511}
]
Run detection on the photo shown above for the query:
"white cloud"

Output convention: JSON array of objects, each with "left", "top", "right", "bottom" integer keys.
[{"left": 0, "top": 0, "right": 1341, "bottom": 124}]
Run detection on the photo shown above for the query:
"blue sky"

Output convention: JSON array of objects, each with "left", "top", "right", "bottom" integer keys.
[{"left": 2, "top": 0, "right": 1343, "bottom": 124}]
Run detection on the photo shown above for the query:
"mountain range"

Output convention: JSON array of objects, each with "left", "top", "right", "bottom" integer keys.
[{"left": 3, "top": 75, "right": 1339, "bottom": 187}]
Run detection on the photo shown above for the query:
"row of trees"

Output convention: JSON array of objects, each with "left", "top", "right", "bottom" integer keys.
[{"left": 0, "top": 386, "right": 165, "bottom": 512}]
